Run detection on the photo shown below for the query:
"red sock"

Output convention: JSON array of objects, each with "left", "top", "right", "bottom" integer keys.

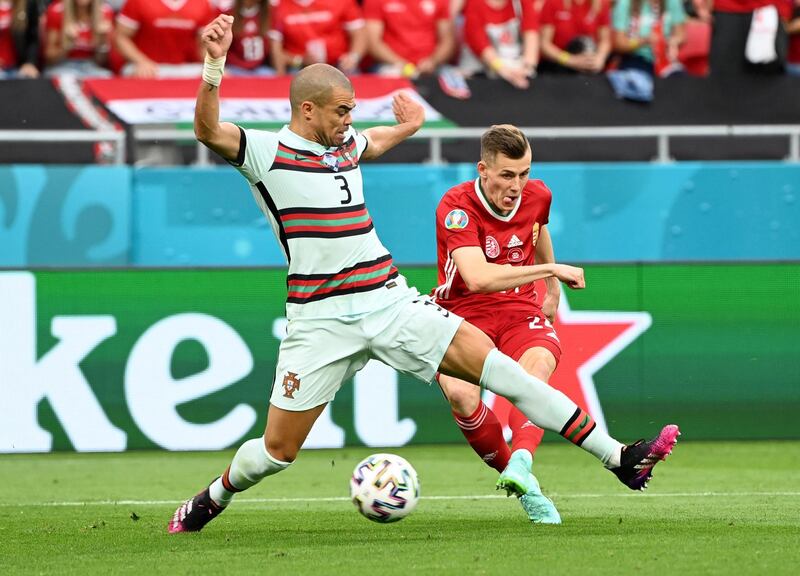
[
  {"left": 453, "top": 402, "right": 511, "bottom": 472},
  {"left": 509, "top": 405, "right": 544, "bottom": 456}
]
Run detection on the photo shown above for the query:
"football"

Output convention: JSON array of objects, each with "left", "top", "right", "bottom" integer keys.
[{"left": 350, "top": 453, "right": 420, "bottom": 523}]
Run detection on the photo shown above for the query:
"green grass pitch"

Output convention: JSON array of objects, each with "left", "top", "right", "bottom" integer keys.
[{"left": 2, "top": 441, "right": 799, "bottom": 575}]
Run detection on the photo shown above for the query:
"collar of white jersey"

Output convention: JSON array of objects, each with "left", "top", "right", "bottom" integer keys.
[
  {"left": 473, "top": 178, "right": 521, "bottom": 222},
  {"left": 278, "top": 125, "right": 356, "bottom": 154}
]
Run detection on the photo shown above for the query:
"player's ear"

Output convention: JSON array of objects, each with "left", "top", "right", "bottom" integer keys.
[
  {"left": 477, "top": 160, "right": 488, "bottom": 178},
  {"left": 300, "top": 100, "right": 315, "bottom": 120}
]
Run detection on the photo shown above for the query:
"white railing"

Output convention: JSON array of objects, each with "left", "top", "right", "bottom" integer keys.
[
  {"left": 133, "top": 124, "right": 800, "bottom": 165},
  {"left": 0, "top": 130, "right": 126, "bottom": 164},
  {"left": 1, "top": 125, "right": 799, "bottom": 165}
]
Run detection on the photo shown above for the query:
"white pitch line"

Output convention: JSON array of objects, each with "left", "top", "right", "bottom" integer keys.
[{"left": 5, "top": 491, "right": 800, "bottom": 508}]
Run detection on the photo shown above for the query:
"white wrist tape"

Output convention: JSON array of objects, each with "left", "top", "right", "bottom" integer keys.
[{"left": 202, "top": 54, "right": 226, "bottom": 87}]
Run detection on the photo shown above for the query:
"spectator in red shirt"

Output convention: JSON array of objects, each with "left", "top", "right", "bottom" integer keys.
[
  {"left": 705, "top": 0, "right": 793, "bottom": 75},
  {"left": 459, "top": 0, "right": 540, "bottom": 89},
  {"left": 363, "top": 0, "right": 456, "bottom": 77},
  {"left": 223, "top": 0, "right": 274, "bottom": 75},
  {"left": 44, "top": 0, "right": 114, "bottom": 78},
  {"left": 0, "top": 0, "right": 40, "bottom": 78},
  {"left": 115, "top": 0, "right": 217, "bottom": 78},
  {"left": 786, "top": 0, "right": 800, "bottom": 74},
  {"left": 539, "top": 0, "right": 611, "bottom": 73},
  {"left": 268, "top": 0, "right": 366, "bottom": 75}
]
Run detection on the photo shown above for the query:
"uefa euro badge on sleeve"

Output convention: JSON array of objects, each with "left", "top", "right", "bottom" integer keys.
[
  {"left": 445, "top": 209, "right": 469, "bottom": 230},
  {"left": 322, "top": 152, "right": 339, "bottom": 172}
]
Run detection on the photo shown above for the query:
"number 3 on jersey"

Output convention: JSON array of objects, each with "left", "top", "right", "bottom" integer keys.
[
  {"left": 529, "top": 316, "right": 560, "bottom": 341},
  {"left": 335, "top": 175, "right": 352, "bottom": 205}
]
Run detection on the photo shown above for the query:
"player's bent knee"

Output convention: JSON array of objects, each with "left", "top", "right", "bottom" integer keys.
[
  {"left": 446, "top": 383, "right": 481, "bottom": 417},
  {"left": 265, "top": 438, "right": 300, "bottom": 464},
  {"left": 518, "top": 348, "right": 557, "bottom": 382}
]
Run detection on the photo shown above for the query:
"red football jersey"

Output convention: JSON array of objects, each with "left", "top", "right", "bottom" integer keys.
[
  {"left": 432, "top": 177, "right": 552, "bottom": 319},
  {"left": 226, "top": 4, "right": 270, "bottom": 69},
  {"left": 117, "top": 0, "right": 216, "bottom": 65},
  {"left": 463, "top": 0, "right": 539, "bottom": 57},
  {"left": 539, "top": 0, "right": 610, "bottom": 51},
  {"left": 362, "top": 0, "right": 450, "bottom": 65},
  {"left": 269, "top": 0, "right": 363, "bottom": 65},
  {"left": 45, "top": 1, "right": 115, "bottom": 61},
  {"left": 0, "top": 1, "right": 16, "bottom": 69}
]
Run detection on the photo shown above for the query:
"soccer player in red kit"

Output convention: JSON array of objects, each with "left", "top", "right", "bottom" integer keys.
[{"left": 432, "top": 124, "right": 580, "bottom": 523}]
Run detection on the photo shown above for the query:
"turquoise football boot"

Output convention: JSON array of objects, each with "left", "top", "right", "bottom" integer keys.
[
  {"left": 519, "top": 473, "right": 561, "bottom": 524},
  {"left": 497, "top": 450, "right": 561, "bottom": 524},
  {"left": 496, "top": 449, "right": 533, "bottom": 497}
]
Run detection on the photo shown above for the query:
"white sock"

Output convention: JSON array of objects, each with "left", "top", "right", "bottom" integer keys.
[
  {"left": 480, "top": 348, "right": 623, "bottom": 467},
  {"left": 209, "top": 437, "right": 290, "bottom": 507}
]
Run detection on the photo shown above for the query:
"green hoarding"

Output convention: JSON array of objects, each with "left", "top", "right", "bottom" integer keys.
[{"left": 1, "top": 263, "right": 798, "bottom": 453}]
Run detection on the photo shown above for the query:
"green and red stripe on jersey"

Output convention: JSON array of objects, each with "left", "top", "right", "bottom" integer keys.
[
  {"left": 279, "top": 203, "right": 373, "bottom": 239},
  {"left": 286, "top": 254, "right": 398, "bottom": 304},
  {"left": 270, "top": 137, "right": 359, "bottom": 173},
  {"left": 560, "top": 407, "right": 597, "bottom": 447}
]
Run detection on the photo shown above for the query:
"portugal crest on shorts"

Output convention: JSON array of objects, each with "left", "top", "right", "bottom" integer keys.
[
  {"left": 282, "top": 371, "right": 301, "bottom": 399},
  {"left": 445, "top": 209, "right": 469, "bottom": 230},
  {"left": 485, "top": 235, "right": 500, "bottom": 258}
]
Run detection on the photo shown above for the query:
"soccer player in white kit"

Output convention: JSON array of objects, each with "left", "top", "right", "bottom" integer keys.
[{"left": 169, "top": 14, "right": 679, "bottom": 533}]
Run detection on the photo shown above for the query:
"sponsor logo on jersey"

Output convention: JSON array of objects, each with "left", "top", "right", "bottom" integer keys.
[
  {"left": 508, "top": 247, "right": 525, "bottom": 262},
  {"left": 485, "top": 235, "right": 500, "bottom": 258},
  {"left": 322, "top": 152, "right": 339, "bottom": 172},
  {"left": 282, "top": 371, "right": 301, "bottom": 399},
  {"left": 532, "top": 222, "right": 540, "bottom": 246},
  {"left": 507, "top": 234, "right": 523, "bottom": 248},
  {"left": 444, "top": 209, "right": 469, "bottom": 230}
]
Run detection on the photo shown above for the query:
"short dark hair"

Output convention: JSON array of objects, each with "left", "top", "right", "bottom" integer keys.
[
  {"left": 289, "top": 63, "right": 353, "bottom": 112},
  {"left": 480, "top": 125, "right": 530, "bottom": 164}
]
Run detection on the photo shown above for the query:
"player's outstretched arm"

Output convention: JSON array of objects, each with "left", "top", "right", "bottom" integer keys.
[
  {"left": 195, "top": 14, "right": 241, "bottom": 163},
  {"left": 452, "top": 246, "right": 585, "bottom": 293},
  {"left": 361, "top": 91, "right": 424, "bottom": 161},
  {"left": 535, "top": 225, "right": 562, "bottom": 321}
]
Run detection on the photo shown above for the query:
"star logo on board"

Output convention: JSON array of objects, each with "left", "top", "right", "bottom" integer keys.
[{"left": 484, "top": 292, "right": 652, "bottom": 435}]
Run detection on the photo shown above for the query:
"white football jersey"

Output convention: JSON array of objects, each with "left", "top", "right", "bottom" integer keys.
[{"left": 233, "top": 125, "right": 410, "bottom": 319}]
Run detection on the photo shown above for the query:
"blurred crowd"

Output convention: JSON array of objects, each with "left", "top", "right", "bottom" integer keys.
[{"left": 0, "top": 0, "right": 797, "bottom": 89}]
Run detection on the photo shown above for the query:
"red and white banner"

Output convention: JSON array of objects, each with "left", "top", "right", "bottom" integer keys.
[{"left": 83, "top": 76, "right": 453, "bottom": 128}]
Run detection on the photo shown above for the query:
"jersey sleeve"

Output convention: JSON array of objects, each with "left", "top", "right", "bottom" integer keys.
[
  {"left": 437, "top": 191, "right": 481, "bottom": 254},
  {"left": 117, "top": 0, "right": 142, "bottom": 30},
  {"left": 346, "top": 127, "right": 369, "bottom": 160},
  {"left": 597, "top": 1, "right": 611, "bottom": 28},
  {"left": 463, "top": 0, "right": 491, "bottom": 57},
  {"left": 521, "top": 0, "right": 540, "bottom": 31},
  {"left": 539, "top": 0, "right": 556, "bottom": 26},
  {"left": 44, "top": 4, "right": 62, "bottom": 33},
  {"left": 342, "top": 0, "right": 365, "bottom": 30},
  {"left": 362, "top": 0, "right": 382, "bottom": 21},
  {"left": 230, "top": 127, "right": 279, "bottom": 184},
  {"left": 533, "top": 180, "right": 552, "bottom": 225},
  {"left": 436, "top": 0, "right": 451, "bottom": 19},
  {"left": 612, "top": 0, "right": 631, "bottom": 33}
]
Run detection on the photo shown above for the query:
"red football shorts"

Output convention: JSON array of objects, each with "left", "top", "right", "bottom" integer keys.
[{"left": 468, "top": 307, "right": 562, "bottom": 364}]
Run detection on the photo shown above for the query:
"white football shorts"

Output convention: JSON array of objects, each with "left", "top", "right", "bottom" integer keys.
[{"left": 269, "top": 285, "right": 463, "bottom": 411}]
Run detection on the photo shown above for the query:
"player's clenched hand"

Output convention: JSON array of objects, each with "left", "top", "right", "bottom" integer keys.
[
  {"left": 552, "top": 264, "right": 585, "bottom": 290},
  {"left": 541, "top": 292, "right": 559, "bottom": 323},
  {"left": 392, "top": 91, "right": 425, "bottom": 130},
  {"left": 202, "top": 15, "right": 234, "bottom": 59}
]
